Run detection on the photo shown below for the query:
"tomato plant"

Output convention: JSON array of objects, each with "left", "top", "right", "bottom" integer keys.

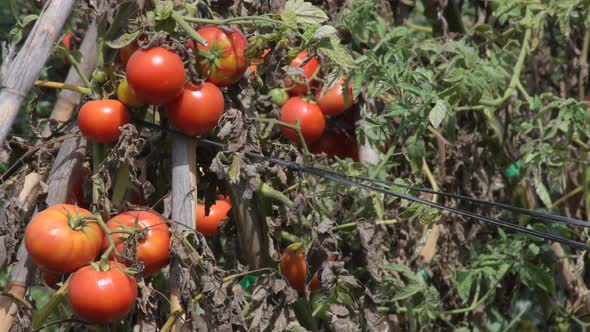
[
  {"left": 67, "top": 262, "right": 137, "bottom": 324},
  {"left": 196, "top": 199, "right": 232, "bottom": 237},
  {"left": 317, "top": 76, "right": 354, "bottom": 116},
  {"left": 102, "top": 210, "right": 170, "bottom": 276},
  {"left": 117, "top": 78, "right": 144, "bottom": 108},
  {"left": 77, "top": 99, "right": 130, "bottom": 143},
  {"left": 195, "top": 25, "right": 248, "bottom": 86},
  {"left": 24, "top": 204, "right": 103, "bottom": 273},
  {"left": 279, "top": 97, "right": 326, "bottom": 144},
  {"left": 166, "top": 82, "right": 225, "bottom": 135},
  {"left": 284, "top": 50, "right": 320, "bottom": 96},
  {"left": 126, "top": 47, "right": 186, "bottom": 105},
  {"left": 268, "top": 88, "right": 289, "bottom": 106}
]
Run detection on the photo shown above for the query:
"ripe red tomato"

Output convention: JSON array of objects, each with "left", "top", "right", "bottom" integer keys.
[
  {"left": 24, "top": 204, "right": 103, "bottom": 273},
  {"left": 279, "top": 97, "right": 326, "bottom": 144},
  {"left": 61, "top": 32, "right": 79, "bottom": 64},
  {"left": 166, "top": 82, "right": 225, "bottom": 135},
  {"left": 317, "top": 76, "right": 354, "bottom": 116},
  {"left": 77, "top": 99, "right": 130, "bottom": 143},
  {"left": 309, "top": 130, "right": 357, "bottom": 160},
  {"left": 42, "top": 269, "right": 61, "bottom": 289},
  {"left": 102, "top": 210, "right": 170, "bottom": 276},
  {"left": 117, "top": 78, "right": 144, "bottom": 108},
  {"left": 119, "top": 41, "right": 139, "bottom": 66},
  {"left": 126, "top": 47, "right": 186, "bottom": 105},
  {"left": 195, "top": 25, "right": 248, "bottom": 86},
  {"left": 195, "top": 200, "right": 232, "bottom": 237},
  {"left": 67, "top": 262, "right": 137, "bottom": 324},
  {"left": 65, "top": 165, "right": 92, "bottom": 208},
  {"left": 284, "top": 50, "right": 320, "bottom": 96},
  {"left": 280, "top": 243, "right": 308, "bottom": 292}
]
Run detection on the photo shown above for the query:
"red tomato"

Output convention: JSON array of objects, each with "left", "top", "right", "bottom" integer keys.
[
  {"left": 196, "top": 25, "right": 248, "bottom": 86},
  {"left": 195, "top": 200, "right": 232, "bottom": 237},
  {"left": 77, "top": 99, "right": 130, "bottom": 143},
  {"left": 65, "top": 165, "right": 92, "bottom": 208},
  {"left": 166, "top": 82, "right": 225, "bottom": 135},
  {"left": 24, "top": 204, "right": 103, "bottom": 273},
  {"left": 309, "top": 130, "right": 357, "bottom": 160},
  {"left": 280, "top": 243, "right": 308, "bottom": 292},
  {"left": 117, "top": 78, "right": 144, "bottom": 108},
  {"left": 126, "top": 47, "right": 186, "bottom": 105},
  {"left": 62, "top": 32, "right": 79, "bottom": 64},
  {"left": 67, "top": 262, "right": 137, "bottom": 324},
  {"left": 119, "top": 41, "right": 139, "bottom": 66},
  {"left": 317, "top": 76, "right": 354, "bottom": 116},
  {"left": 284, "top": 50, "right": 320, "bottom": 96},
  {"left": 279, "top": 97, "right": 326, "bottom": 144},
  {"left": 42, "top": 269, "right": 61, "bottom": 289},
  {"left": 102, "top": 210, "right": 170, "bottom": 276}
]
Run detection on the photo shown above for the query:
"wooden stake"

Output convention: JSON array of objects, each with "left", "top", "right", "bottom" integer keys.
[
  {"left": 0, "top": 0, "right": 75, "bottom": 146},
  {"left": 169, "top": 133, "right": 197, "bottom": 330}
]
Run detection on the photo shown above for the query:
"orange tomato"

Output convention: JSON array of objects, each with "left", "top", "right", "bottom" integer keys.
[{"left": 196, "top": 200, "right": 232, "bottom": 237}]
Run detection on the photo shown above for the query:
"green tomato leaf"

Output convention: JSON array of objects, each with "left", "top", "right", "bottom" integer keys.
[
  {"left": 106, "top": 30, "right": 141, "bottom": 49},
  {"left": 312, "top": 25, "right": 338, "bottom": 40},
  {"left": 155, "top": 0, "right": 174, "bottom": 20},
  {"left": 280, "top": 9, "right": 298, "bottom": 30},
  {"left": 428, "top": 99, "right": 447, "bottom": 129},
  {"left": 283, "top": 0, "right": 328, "bottom": 25}
]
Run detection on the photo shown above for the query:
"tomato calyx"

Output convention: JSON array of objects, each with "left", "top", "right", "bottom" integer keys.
[{"left": 63, "top": 208, "right": 100, "bottom": 230}]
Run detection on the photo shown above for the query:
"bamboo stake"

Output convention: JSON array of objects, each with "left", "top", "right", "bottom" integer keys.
[
  {"left": 0, "top": 0, "right": 75, "bottom": 147},
  {"left": 169, "top": 133, "right": 197, "bottom": 331},
  {"left": 419, "top": 158, "right": 441, "bottom": 263}
]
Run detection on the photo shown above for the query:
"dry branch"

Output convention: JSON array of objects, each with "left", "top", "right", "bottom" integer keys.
[{"left": 0, "top": 0, "right": 75, "bottom": 147}]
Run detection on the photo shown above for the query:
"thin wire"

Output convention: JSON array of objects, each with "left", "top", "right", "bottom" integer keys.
[{"left": 134, "top": 120, "right": 590, "bottom": 250}]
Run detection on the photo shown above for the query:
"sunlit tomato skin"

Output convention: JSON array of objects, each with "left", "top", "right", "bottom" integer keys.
[
  {"left": 196, "top": 200, "right": 232, "bottom": 237},
  {"left": 279, "top": 97, "right": 326, "bottom": 144},
  {"left": 166, "top": 82, "right": 225, "bottom": 136},
  {"left": 119, "top": 41, "right": 139, "bottom": 66},
  {"left": 117, "top": 78, "right": 144, "bottom": 108},
  {"left": 284, "top": 50, "right": 320, "bottom": 96},
  {"left": 24, "top": 204, "right": 103, "bottom": 273},
  {"left": 280, "top": 243, "right": 308, "bottom": 292},
  {"left": 309, "top": 131, "right": 357, "bottom": 160},
  {"left": 196, "top": 25, "right": 248, "bottom": 86},
  {"left": 317, "top": 77, "right": 354, "bottom": 116},
  {"left": 67, "top": 262, "right": 137, "bottom": 324},
  {"left": 102, "top": 210, "right": 170, "bottom": 277},
  {"left": 126, "top": 47, "right": 186, "bottom": 105},
  {"left": 77, "top": 100, "right": 130, "bottom": 143}
]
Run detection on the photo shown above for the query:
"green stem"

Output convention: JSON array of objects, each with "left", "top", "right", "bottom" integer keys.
[
  {"left": 31, "top": 278, "right": 70, "bottom": 329},
  {"left": 258, "top": 183, "right": 294, "bottom": 207},
  {"left": 91, "top": 143, "right": 105, "bottom": 212},
  {"left": 252, "top": 117, "right": 310, "bottom": 157},
  {"left": 281, "top": 231, "right": 301, "bottom": 243},
  {"left": 330, "top": 219, "right": 398, "bottom": 231},
  {"left": 111, "top": 164, "right": 130, "bottom": 208},
  {"left": 479, "top": 9, "right": 532, "bottom": 107},
  {"left": 171, "top": 11, "right": 208, "bottom": 46},
  {"left": 34, "top": 80, "right": 91, "bottom": 95},
  {"left": 65, "top": 52, "right": 92, "bottom": 88},
  {"left": 183, "top": 15, "right": 283, "bottom": 27},
  {"left": 551, "top": 186, "right": 583, "bottom": 208}
]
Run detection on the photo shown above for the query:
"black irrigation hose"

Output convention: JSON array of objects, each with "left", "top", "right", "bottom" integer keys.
[{"left": 134, "top": 120, "right": 590, "bottom": 250}]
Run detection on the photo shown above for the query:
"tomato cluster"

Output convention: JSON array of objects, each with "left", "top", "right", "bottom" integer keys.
[
  {"left": 24, "top": 205, "right": 170, "bottom": 324},
  {"left": 280, "top": 243, "right": 334, "bottom": 293},
  {"left": 276, "top": 51, "right": 357, "bottom": 160}
]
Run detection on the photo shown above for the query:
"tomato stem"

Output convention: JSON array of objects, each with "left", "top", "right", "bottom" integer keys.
[
  {"left": 31, "top": 277, "right": 70, "bottom": 329},
  {"left": 258, "top": 183, "right": 294, "bottom": 207},
  {"left": 34, "top": 80, "right": 92, "bottom": 95},
  {"left": 251, "top": 117, "right": 310, "bottom": 157},
  {"left": 64, "top": 52, "right": 92, "bottom": 88},
  {"left": 91, "top": 143, "right": 106, "bottom": 212}
]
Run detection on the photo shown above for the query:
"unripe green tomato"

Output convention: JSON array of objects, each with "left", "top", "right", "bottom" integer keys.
[
  {"left": 268, "top": 88, "right": 289, "bottom": 106},
  {"left": 92, "top": 70, "right": 107, "bottom": 84}
]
